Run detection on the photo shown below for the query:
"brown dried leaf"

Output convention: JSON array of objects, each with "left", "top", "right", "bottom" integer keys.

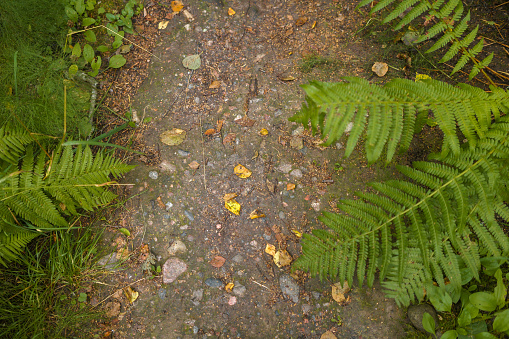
[
  {"left": 265, "top": 243, "right": 276, "bottom": 256},
  {"left": 223, "top": 133, "right": 236, "bottom": 144},
  {"left": 287, "top": 183, "right": 296, "bottom": 191},
  {"left": 295, "top": 16, "right": 308, "bottom": 26},
  {"left": 249, "top": 209, "right": 265, "bottom": 219},
  {"left": 331, "top": 281, "right": 351, "bottom": 304},
  {"left": 273, "top": 250, "right": 292, "bottom": 267},
  {"left": 234, "top": 164, "right": 252, "bottom": 178},
  {"left": 123, "top": 286, "right": 139, "bottom": 303},
  {"left": 204, "top": 128, "right": 216, "bottom": 136},
  {"left": 188, "top": 161, "right": 200, "bottom": 169},
  {"left": 209, "top": 80, "right": 221, "bottom": 89},
  {"left": 156, "top": 196, "right": 166, "bottom": 209},
  {"left": 216, "top": 120, "right": 224, "bottom": 132},
  {"left": 223, "top": 192, "right": 238, "bottom": 201},
  {"left": 210, "top": 255, "right": 226, "bottom": 268},
  {"left": 280, "top": 75, "right": 296, "bottom": 81},
  {"left": 171, "top": 0, "right": 184, "bottom": 13},
  {"left": 234, "top": 116, "right": 255, "bottom": 127},
  {"left": 372, "top": 62, "right": 388, "bottom": 77}
]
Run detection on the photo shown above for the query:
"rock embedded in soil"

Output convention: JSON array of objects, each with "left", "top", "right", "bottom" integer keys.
[
  {"left": 290, "top": 169, "right": 303, "bottom": 178},
  {"left": 290, "top": 136, "right": 304, "bottom": 150},
  {"left": 277, "top": 163, "right": 292, "bottom": 174},
  {"left": 159, "top": 160, "right": 176, "bottom": 172},
  {"left": 205, "top": 278, "right": 224, "bottom": 288},
  {"left": 407, "top": 304, "right": 439, "bottom": 333},
  {"left": 97, "top": 253, "right": 119, "bottom": 270},
  {"left": 162, "top": 258, "right": 188, "bottom": 284},
  {"left": 167, "top": 240, "right": 187, "bottom": 256},
  {"left": 148, "top": 171, "right": 159, "bottom": 179},
  {"left": 233, "top": 284, "right": 246, "bottom": 297},
  {"left": 280, "top": 274, "right": 300, "bottom": 303},
  {"left": 320, "top": 331, "right": 337, "bottom": 339}
]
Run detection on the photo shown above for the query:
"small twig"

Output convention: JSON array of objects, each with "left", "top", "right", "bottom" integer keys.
[
  {"left": 251, "top": 279, "right": 270, "bottom": 290},
  {"left": 199, "top": 116, "right": 207, "bottom": 190},
  {"left": 493, "top": 1, "right": 509, "bottom": 8},
  {"left": 93, "top": 277, "right": 146, "bottom": 308},
  {"left": 478, "top": 36, "right": 509, "bottom": 49}
]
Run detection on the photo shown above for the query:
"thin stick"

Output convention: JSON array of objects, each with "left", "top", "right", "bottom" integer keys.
[
  {"left": 479, "top": 36, "right": 509, "bottom": 49},
  {"left": 493, "top": 1, "right": 509, "bottom": 8},
  {"left": 199, "top": 116, "right": 207, "bottom": 190},
  {"left": 93, "top": 277, "right": 146, "bottom": 308},
  {"left": 62, "top": 85, "right": 67, "bottom": 144},
  {"left": 251, "top": 279, "right": 269, "bottom": 290}
]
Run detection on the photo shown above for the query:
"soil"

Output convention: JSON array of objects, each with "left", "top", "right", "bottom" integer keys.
[{"left": 83, "top": 0, "right": 509, "bottom": 338}]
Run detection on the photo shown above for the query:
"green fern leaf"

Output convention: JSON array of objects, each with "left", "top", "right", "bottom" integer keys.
[
  {"left": 0, "top": 125, "right": 33, "bottom": 165},
  {"left": 0, "top": 229, "right": 39, "bottom": 266}
]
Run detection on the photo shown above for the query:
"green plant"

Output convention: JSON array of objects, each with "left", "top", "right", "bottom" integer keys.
[
  {"left": 422, "top": 262, "right": 509, "bottom": 338},
  {"left": 65, "top": 0, "right": 143, "bottom": 77},
  {"left": 356, "top": 0, "right": 498, "bottom": 84},
  {"left": 0, "top": 125, "right": 135, "bottom": 265},
  {"left": 291, "top": 0, "right": 509, "bottom": 307},
  {"left": 0, "top": 227, "right": 106, "bottom": 338}
]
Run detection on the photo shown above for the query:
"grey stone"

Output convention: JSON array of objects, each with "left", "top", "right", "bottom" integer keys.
[
  {"left": 274, "top": 109, "right": 283, "bottom": 117},
  {"left": 277, "top": 163, "right": 292, "bottom": 174},
  {"left": 167, "top": 240, "right": 187, "bottom": 256},
  {"left": 278, "top": 211, "right": 286, "bottom": 220},
  {"left": 280, "top": 274, "right": 299, "bottom": 303},
  {"left": 205, "top": 278, "right": 224, "bottom": 288},
  {"left": 232, "top": 254, "right": 244, "bottom": 263},
  {"left": 184, "top": 210, "right": 194, "bottom": 221},
  {"left": 290, "top": 169, "right": 303, "bottom": 179},
  {"left": 97, "top": 253, "right": 119, "bottom": 270},
  {"left": 292, "top": 126, "right": 304, "bottom": 136},
  {"left": 233, "top": 284, "right": 246, "bottom": 297},
  {"left": 408, "top": 304, "right": 439, "bottom": 333},
  {"left": 178, "top": 150, "right": 190, "bottom": 157},
  {"left": 311, "top": 291, "right": 321, "bottom": 300},
  {"left": 158, "top": 288, "right": 167, "bottom": 300},
  {"left": 159, "top": 161, "right": 177, "bottom": 172},
  {"left": 148, "top": 171, "right": 159, "bottom": 179},
  {"left": 290, "top": 136, "right": 303, "bottom": 150},
  {"left": 302, "top": 304, "right": 312, "bottom": 314},
  {"left": 162, "top": 258, "right": 188, "bottom": 284},
  {"left": 191, "top": 289, "right": 203, "bottom": 305}
]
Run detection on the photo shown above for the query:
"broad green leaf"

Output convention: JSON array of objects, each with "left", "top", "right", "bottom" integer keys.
[
  {"left": 85, "top": 0, "right": 95, "bottom": 11},
  {"left": 77, "top": 292, "right": 87, "bottom": 302},
  {"left": 106, "top": 13, "right": 116, "bottom": 21},
  {"left": 109, "top": 55, "right": 126, "bottom": 68},
  {"left": 65, "top": 6, "right": 79, "bottom": 22},
  {"left": 458, "top": 308, "right": 472, "bottom": 328},
  {"left": 182, "top": 54, "right": 201, "bottom": 70},
  {"left": 84, "top": 30, "right": 97, "bottom": 42},
  {"left": 75, "top": 0, "right": 85, "bottom": 15},
  {"left": 119, "top": 228, "right": 130, "bottom": 236},
  {"left": 106, "top": 23, "right": 118, "bottom": 36},
  {"left": 464, "top": 303, "right": 479, "bottom": 319},
  {"left": 112, "top": 40, "right": 122, "bottom": 49},
  {"left": 72, "top": 43, "right": 82, "bottom": 58},
  {"left": 98, "top": 7, "right": 105, "bottom": 14},
  {"left": 494, "top": 269, "right": 507, "bottom": 308},
  {"left": 96, "top": 45, "right": 109, "bottom": 53},
  {"left": 69, "top": 64, "right": 79, "bottom": 76},
  {"left": 469, "top": 292, "right": 497, "bottom": 312},
  {"left": 83, "top": 44, "right": 94, "bottom": 63},
  {"left": 427, "top": 284, "right": 453, "bottom": 312},
  {"left": 493, "top": 309, "right": 509, "bottom": 332},
  {"left": 422, "top": 312, "right": 436, "bottom": 335},
  {"left": 441, "top": 330, "right": 458, "bottom": 339},
  {"left": 473, "top": 332, "right": 497, "bottom": 339},
  {"left": 82, "top": 17, "right": 96, "bottom": 26}
]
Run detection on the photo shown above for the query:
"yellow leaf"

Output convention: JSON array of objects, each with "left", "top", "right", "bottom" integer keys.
[
  {"left": 228, "top": 8, "right": 235, "bottom": 16},
  {"left": 287, "top": 183, "right": 296, "bottom": 191},
  {"left": 171, "top": 0, "right": 184, "bottom": 13},
  {"left": 249, "top": 209, "right": 265, "bottom": 219},
  {"left": 234, "top": 164, "right": 252, "bottom": 178},
  {"left": 124, "top": 286, "right": 139, "bottom": 303},
  {"left": 225, "top": 282, "right": 234, "bottom": 291},
  {"left": 223, "top": 192, "right": 238, "bottom": 201},
  {"left": 331, "top": 281, "right": 350, "bottom": 304},
  {"left": 259, "top": 128, "right": 269, "bottom": 136},
  {"left": 158, "top": 21, "right": 169, "bottom": 30},
  {"left": 209, "top": 80, "right": 221, "bottom": 89},
  {"left": 225, "top": 199, "right": 241, "bottom": 215},
  {"left": 280, "top": 76, "right": 296, "bottom": 81},
  {"left": 311, "top": 21, "right": 317, "bottom": 29},
  {"left": 291, "top": 229, "right": 302, "bottom": 238},
  {"left": 415, "top": 73, "right": 431, "bottom": 82},
  {"left": 265, "top": 244, "right": 276, "bottom": 256},
  {"left": 273, "top": 250, "right": 292, "bottom": 267}
]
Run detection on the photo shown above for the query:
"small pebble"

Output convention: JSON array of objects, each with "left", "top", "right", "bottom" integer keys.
[
  {"left": 290, "top": 169, "right": 303, "bottom": 178},
  {"left": 178, "top": 150, "right": 190, "bottom": 157},
  {"left": 184, "top": 210, "right": 194, "bottom": 221},
  {"left": 232, "top": 254, "right": 244, "bottom": 263},
  {"left": 158, "top": 288, "right": 167, "bottom": 300},
  {"left": 205, "top": 278, "right": 224, "bottom": 288},
  {"left": 148, "top": 171, "right": 159, "bottom": 179},
  {"left": 277, "top": 163, "right": 292, "bottom": 174},
  {"left": 274, "top": 109, "right": 283, "bottom": 117},
  {"left": 233, "top": 284, "right": 246, "bottom": 297},
  {"left": 165, "top": 202, "right": 173, "bottom": 210},
  {"left": 278, "top": 211, "right": 286, "bottom": 220}
]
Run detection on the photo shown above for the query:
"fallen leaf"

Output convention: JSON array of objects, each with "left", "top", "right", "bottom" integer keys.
[
  {"left": 123, "top": 286, "right": 139, "bottom": 303},
  {"left": 259, "top": 128, "right": 269, "bottom": 136},
  {"left": 225, "top": 199, "right": 241, "bottom": 215},
  {"left": 105, "top": 301, "right": 121, "bottom": 318},
  {"left": 223, "top": 192, "right": 238, "bottom": 201},
  {"left": 118, "top": 228, "right": 130, "bottom": 236},
  {"left": 188, "top": 161, "right": 200, "bottom": 169},
  {"left": 140, "top": 244, "right": 149, "bottom": 253},
  {"left": 158, "top": 21, "right": 169, "bottom": 30},
  {"left": 156, "top": 196, "right": 166, "bottom": 209},
  {"left": 234, "top": 164, "right": 252, "bottom": 178},
  {"left": 291, "top": 229, "right": 302, "bottom": 238},
  {"left": 160, "top": 128, "right": 186, "bottom": 146},
  {"left": 332, "top": 281, "right": 350, "bottom": 303},
  {"left": 209, "top": 80, "right": 221, "bottom": 89},
  {"left": 415, "top": 73, "right": 432, "bottom": 82},
  {"left": 280, "top": 75, "right": 296, "bottom": 81},
  {"left": 273, "top": 250, "right": 292, "bottom": 267},
  {"left": 266, "top": 179, "right": 276, "bottom": 193},
  {"left": 116, "top": 247, "right": 130, "bottom": 259},
  {"left": 223, "top": 133, "right": 236, "bottom": 144},
  {"left": 265, "top": 244, "right": 276, "bottom": 256},
  {"left": 234, "top": 116, "right": 255, "bottom": 127},
  {"left": 210, "top": 255, "right": 226, "bottom": 268},
  {"left": 321, "top": 331, "right": 338, "bottom": 339},
  {"left": 182, "top": 54, "right": 201, "bottom": 70},
  {"left": 251, "top": 150, "right": 259, "bottom": 160},
  {"left": 295, "top": 16, "right": 308, "bottom": 26},
  {"left": 182, "top": 9, "right": 194, "bottom": 21},
  {"left": 287, "top": 183, "right": 296, "bottom": 191},
  {"left": 228, "top": 8, "right": 235, "bottom": 16},
  {"left": 372, "top": 62, "right": 388, "bottom": 77},
  {"left": 225, "top": 282, "right": 234, "bottom": 292},
  {"left": 204, "top": 128, "right": 216, "bottom": 136},
  {"left": 311, "top": 21, "right": 317, "bottom": 29},
  {"left": 216, "top": 120, "right": 224, "bottom": 132},
  {"left": 249, "top": 209, "right": 265, "bottom": 219},
  {"left": 284, "top": 28, "right": 294, "bottom": 37},
  {"left": 171, "top": 0, "right": 184, "bottom": 13}
]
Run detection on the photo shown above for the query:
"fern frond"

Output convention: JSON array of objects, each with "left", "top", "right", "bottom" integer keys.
[
  {"left": 0, "top": 229, "right": 39, "bottom": 266},
  {"left": 0, "top": 124, "right": 34, "bottom": 165},
  {"left": 294, "top": 119, "right": 509, "bottom": 305},
  {"left": 291, "top": 78, "right": 509, "bottom": 163}
]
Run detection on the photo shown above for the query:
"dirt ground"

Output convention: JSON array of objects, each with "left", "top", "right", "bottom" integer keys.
[{"left": 84, "top": 0, "right": 509, "bottom": 338}]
